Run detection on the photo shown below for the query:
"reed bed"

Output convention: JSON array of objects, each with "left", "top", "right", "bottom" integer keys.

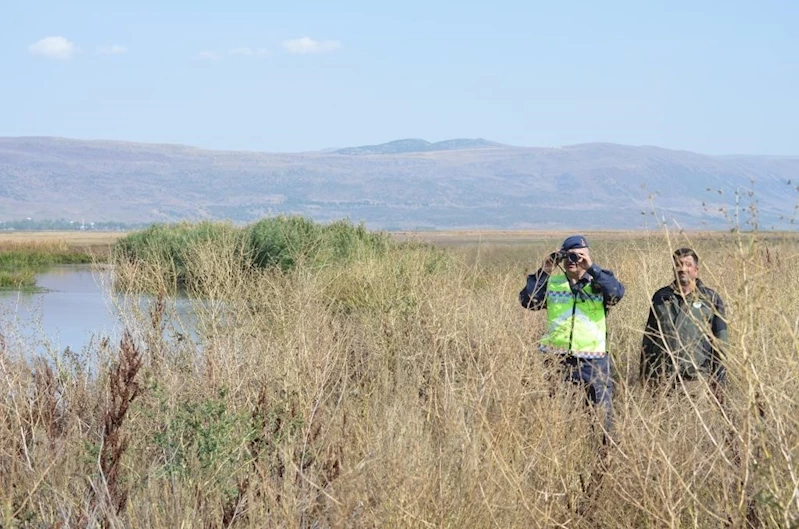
[
  {"left": 0, "top": 240, "right": 97, "bottom": 290},
  {"left": 0, "top": 223, "right": 797, "bottom": 528}
]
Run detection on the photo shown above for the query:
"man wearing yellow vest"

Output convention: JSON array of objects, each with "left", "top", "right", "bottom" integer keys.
[{"left": 519, "top": 235, "right": 625, "bottom": 437}]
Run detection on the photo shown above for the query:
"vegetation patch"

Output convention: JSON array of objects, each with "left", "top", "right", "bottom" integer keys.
[
  {"left": 0, "top": 241, "right": 96, "bottom": 290},
  {"left": 4, "top": 225, "right": 798, "bottom": 527},
  {"left": 113, "top": 216, "right": 393, "bottom": 294}
]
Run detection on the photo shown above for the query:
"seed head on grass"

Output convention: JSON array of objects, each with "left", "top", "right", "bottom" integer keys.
[{"left": 83, "top": 329, "right": 143, "bottom": 527}]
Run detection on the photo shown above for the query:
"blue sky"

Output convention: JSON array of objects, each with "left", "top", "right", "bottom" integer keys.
[{"left": 2, "top": 0, "right": 797, "bottom": 154}]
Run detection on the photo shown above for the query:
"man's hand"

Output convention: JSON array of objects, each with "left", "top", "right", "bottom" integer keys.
[
  {"left": 542, "top": 251, "right": 558, "bottom": 274},
  {"left": 571, "top": 248, "right": 594, "bottom": 271}
]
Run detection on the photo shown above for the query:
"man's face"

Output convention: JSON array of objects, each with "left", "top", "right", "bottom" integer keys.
[
  {"left": 562, "top": 248, "right": 589, "bottom": 277},
  {"left": 563, "top": 251, "right": 581, "bottom": 271},
  {"left": 673, "top": 255, "right": 699, "bottom": 287}
]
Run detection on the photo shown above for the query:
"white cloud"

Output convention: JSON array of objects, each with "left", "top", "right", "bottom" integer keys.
[
  {"left": 229, "top": 47, "right": 253, "bottom": 56},
  {"left": 197, "top": 50, "right": 223, "bottom": 61},
  {"left": 281, "top": 37, "right": 341, "bottom": 54},
  {"left": 28, "top": 36, "right": 76, "bottom": 60},
  {"left": 97, "top": 44, "right": 127, "bottom": 55}
]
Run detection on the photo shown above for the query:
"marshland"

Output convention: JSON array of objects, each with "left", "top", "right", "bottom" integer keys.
[{"left": 0, "top": 218, "right": 797, "bottom": 528}]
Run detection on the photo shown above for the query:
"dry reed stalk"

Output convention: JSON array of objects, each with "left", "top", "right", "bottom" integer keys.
[
  {"left": 32, "top": 359, "right": 63, "bottom": 445},
  {"left": 147, "top": 290, "right": 167, "bottom": 371},
  {"left": 80, "top": 329, "right": 143, "bottom": 528}
]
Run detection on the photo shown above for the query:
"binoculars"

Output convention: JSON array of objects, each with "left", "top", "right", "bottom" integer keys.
[{"left": 549, "top": 251, "right": 581, "bottom": 264}]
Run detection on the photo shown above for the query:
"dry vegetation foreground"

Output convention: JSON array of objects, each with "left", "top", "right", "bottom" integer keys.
[{"left": 1, "top": 229, "right": 798, "bottom": 528}]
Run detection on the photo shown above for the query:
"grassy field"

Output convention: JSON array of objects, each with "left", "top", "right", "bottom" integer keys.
[
  {"left": 1, "top": 226, "right": 798, "bottom": 527},
  {"left": 0, "top": 233, "right": 124, "bottom": 290},
  {"left": 0, "top": 231, "right": 126, "bottom": 255}
]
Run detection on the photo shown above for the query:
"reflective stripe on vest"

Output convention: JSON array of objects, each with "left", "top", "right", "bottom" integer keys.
[{"left": 539, "top": 274, "right": 607, "bottom": 358}]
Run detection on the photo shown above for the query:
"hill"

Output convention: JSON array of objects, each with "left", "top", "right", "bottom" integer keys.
[
  {"left": 334, "top": 138, "right": 505, "bottom": 155},
  {"left": 1, "top": 137, "right": 797, "bottom": 230}
]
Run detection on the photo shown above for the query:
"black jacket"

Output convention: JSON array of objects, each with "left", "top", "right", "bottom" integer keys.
[{"left": 641, "top": 280, "right": 728, "bottom": 383}]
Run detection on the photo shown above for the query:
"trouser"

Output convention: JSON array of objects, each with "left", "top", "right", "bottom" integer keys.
[{"left": 545, "top": 354, "right": 614, "bottom": 439}]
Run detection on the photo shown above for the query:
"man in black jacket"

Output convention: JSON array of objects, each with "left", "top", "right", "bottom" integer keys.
[{"left": 641, "top": 248, "right": 729, "bottom": 388}]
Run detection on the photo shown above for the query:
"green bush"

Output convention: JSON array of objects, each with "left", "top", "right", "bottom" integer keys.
[
  {"left": 246, "top": 216, "right": 390, "bottom": 271},
  {"left": 113, "top": 221, "right": 244, "bottom": 286},
  {"left": 246, "top": 216, "right": 322, "bottom": 271},
  {"left": 113, "top": 216, "right": 392, "bottom": 291}
]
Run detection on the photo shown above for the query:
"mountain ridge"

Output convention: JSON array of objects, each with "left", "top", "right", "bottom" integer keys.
[
  {"left": 1, "top": 136, "right": 797, "bottom": 230},
  {"left": 334, "top": 138, "right": 507, "bottom": 155}
]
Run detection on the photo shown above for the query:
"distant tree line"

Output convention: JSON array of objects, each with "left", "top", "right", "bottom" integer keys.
[{"left": 0, "top": 218, "right": 147, "bottom": 231}]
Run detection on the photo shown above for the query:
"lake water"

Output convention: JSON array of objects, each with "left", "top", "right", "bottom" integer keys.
[{"left": 0, "top": 265, "right": 196, "bottom": 356}]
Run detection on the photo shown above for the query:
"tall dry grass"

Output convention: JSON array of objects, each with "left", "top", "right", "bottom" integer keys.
[{"left": 0, "top": 228, "right": 797, "bottom": 527}]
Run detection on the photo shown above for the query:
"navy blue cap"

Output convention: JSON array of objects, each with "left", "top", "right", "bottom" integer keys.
[{"left": 561, "top": 235, "right": 589, "bottom": 251}]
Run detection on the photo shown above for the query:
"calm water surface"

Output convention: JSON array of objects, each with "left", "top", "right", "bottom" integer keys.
[{"left": 0, "top": 265, "right": 195, "bottom": 354}]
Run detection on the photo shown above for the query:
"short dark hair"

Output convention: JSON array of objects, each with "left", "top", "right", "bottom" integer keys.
[{"left": 673, "top": 247, "right": 699, "bottom": 266}]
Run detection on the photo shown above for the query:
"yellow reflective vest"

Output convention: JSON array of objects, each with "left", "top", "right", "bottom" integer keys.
[{"left": 539, "top": 274, "right": 607, "bottom": 358}]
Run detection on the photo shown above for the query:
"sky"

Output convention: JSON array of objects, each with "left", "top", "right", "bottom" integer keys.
[{"left": 2, "top": 0, "right": 798, "bottom": 155}]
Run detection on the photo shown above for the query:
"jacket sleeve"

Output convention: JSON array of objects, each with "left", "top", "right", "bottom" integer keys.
[
  {"left": 640, "top": 301, "right": 660, "bottom": 381},
  {"left": 709, "top": 291, "right": 729, "bottom": 383},
  {"left": 519, "top": 270, "right": 548, "bottom": 311},
  {"left": 587, "top": 264, "right": 624, "bottom": 307}
]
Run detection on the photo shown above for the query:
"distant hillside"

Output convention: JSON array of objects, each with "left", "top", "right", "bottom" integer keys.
[
  {"left": 334, "top": 138, "right": 505, "bottom": 155},
  {"left": 0, "top": 136, "right": 797, "bottom": 230}
]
